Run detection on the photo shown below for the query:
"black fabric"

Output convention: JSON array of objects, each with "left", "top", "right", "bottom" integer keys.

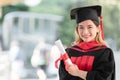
[
  {"left": 70, "top": 5, "right": 101, "bottom": 23},
  {"left": 59, "top": 47, "right": 115, "bottom": 80}
]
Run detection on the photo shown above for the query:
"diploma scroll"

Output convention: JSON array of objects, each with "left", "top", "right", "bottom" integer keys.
[
  {"left": 55, "top": 39, "right": 73, "bottom": 69},
  {"left": 55, "top": 39, "right": 66, "bottom": 54}
]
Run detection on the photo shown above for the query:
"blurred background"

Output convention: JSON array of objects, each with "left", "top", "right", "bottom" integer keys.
[{"left": 0, "top": 0, "right": 120, "bottom": 80}]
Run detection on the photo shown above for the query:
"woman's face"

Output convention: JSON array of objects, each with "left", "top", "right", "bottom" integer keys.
[{"left": 77, "top": 20, "right": 99, "bottom": 42}]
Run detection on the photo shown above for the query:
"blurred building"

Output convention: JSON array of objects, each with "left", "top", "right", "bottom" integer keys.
[{"left": 1, "top": 11, "right": 63, "bottom": 79}]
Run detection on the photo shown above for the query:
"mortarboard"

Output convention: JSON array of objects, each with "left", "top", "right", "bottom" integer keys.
[{"left": 70, "top": 5, "right": 101, "bottom": 23}]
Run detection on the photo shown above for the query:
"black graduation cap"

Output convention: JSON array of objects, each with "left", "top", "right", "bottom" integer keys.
[{"left": 70, "top": 5, "right": 101, "bottom": 23}]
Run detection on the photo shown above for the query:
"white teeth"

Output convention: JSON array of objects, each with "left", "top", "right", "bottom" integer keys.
[{"left": 84, "top": 36, "right": 89, "bottom": 37}]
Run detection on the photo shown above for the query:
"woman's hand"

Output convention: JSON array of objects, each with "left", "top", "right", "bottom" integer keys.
[
  {"left": 67, "top": 64, "right": 87, "bottom": 80},
  {"left": 67, "top": 64, "right": 79, "bottom": 76}
]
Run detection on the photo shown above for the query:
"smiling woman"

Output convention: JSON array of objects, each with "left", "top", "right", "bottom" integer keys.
[{"left": 57, "top": 5, "right": 116, "bottom": 80}]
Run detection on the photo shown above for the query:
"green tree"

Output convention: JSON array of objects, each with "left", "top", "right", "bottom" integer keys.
[
  {"left": 101, "top": 4, "right": 120, "bottom": 50},
  {"left": 0, "top": 4, "right": 29, "bottom": 23}
]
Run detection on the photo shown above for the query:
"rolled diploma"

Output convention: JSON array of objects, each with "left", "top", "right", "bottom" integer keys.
[{"left": 55, "top": 39, "right": 72, "bottom": 65}]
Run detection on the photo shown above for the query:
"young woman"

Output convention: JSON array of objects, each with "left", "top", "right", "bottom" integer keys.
[{"left": 58, "top": 5, "right": 115, "bottom": 80}]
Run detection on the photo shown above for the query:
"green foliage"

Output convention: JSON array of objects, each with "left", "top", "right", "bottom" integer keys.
[
  {"left": 29, "top": 0, "right": 76, "bottom": 46},
  {"left": 102, "top": 5, "right": 120, "bottom": 50},
  {"left": 29, "top": 0, "right": 68, "bottom": 15},
  {"left": 0, "top": 4, "right": 29, "bottom": 22},
  {"left": 58, "top": 3, "right": 76, "bottom": 46}
]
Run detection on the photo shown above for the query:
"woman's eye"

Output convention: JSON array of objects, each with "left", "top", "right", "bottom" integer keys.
[
  {"left": 79, "top": 27, "right": 84, "bottom": 29},
  {"left": 88, "top": 26, "right": 93, "bottom": 29},
  {"left": 88, "top": 27, "right": 92, "bottom": 29}
]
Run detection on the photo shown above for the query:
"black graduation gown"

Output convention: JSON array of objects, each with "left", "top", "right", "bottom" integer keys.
[{"left": 59, "top": 46, "right": 115, "bottom": 80}]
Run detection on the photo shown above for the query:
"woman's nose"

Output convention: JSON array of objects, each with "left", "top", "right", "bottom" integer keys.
[{"left": 83, "top": 28, "right": 89, "bottom": 35}]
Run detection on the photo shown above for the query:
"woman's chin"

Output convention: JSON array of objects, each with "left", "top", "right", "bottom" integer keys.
[{"left": 82, "top": 38, "right": 93, "bottom": 42}]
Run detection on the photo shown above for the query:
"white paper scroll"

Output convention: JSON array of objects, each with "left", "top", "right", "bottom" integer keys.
[{"left": 55, "top": 39, "right": 66, "bottom": 54}]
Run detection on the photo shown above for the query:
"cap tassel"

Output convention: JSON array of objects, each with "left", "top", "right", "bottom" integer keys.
[{"left": 100, "top": 16, "right": 104, "bottom": 40}]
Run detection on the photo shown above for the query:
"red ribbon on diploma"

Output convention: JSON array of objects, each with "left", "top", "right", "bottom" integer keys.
[{"left": 55, "top": 53, "right": 71, "bottom": 71}]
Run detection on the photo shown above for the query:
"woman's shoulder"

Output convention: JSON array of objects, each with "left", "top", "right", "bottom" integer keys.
[
  {"left": 97, "top": 47, "right": 114, "bottom": 59},
  {"left": 101, "top": 47, "right": 113, "bottom": 53}
]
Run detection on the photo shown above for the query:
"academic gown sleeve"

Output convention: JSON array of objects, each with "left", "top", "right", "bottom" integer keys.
[
  {"left": 59, "top": 60, "right": 83, "bottom": 80},
  {"left": 59, "top": 49, "right": 83, "bottom": 80},
  {"left": 86, "top": 48, "right": 115, "bottom": 80}
]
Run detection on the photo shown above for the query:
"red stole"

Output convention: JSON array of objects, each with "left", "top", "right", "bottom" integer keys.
[
  {"left": 71, "top": 56, "right": 94, "bottom": 71},
  {"left": 70, "top": 40, "right": 106, "bottom": 71},
  {"left": 71, "top": 40, "right": 106, "bottom": 52}
]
